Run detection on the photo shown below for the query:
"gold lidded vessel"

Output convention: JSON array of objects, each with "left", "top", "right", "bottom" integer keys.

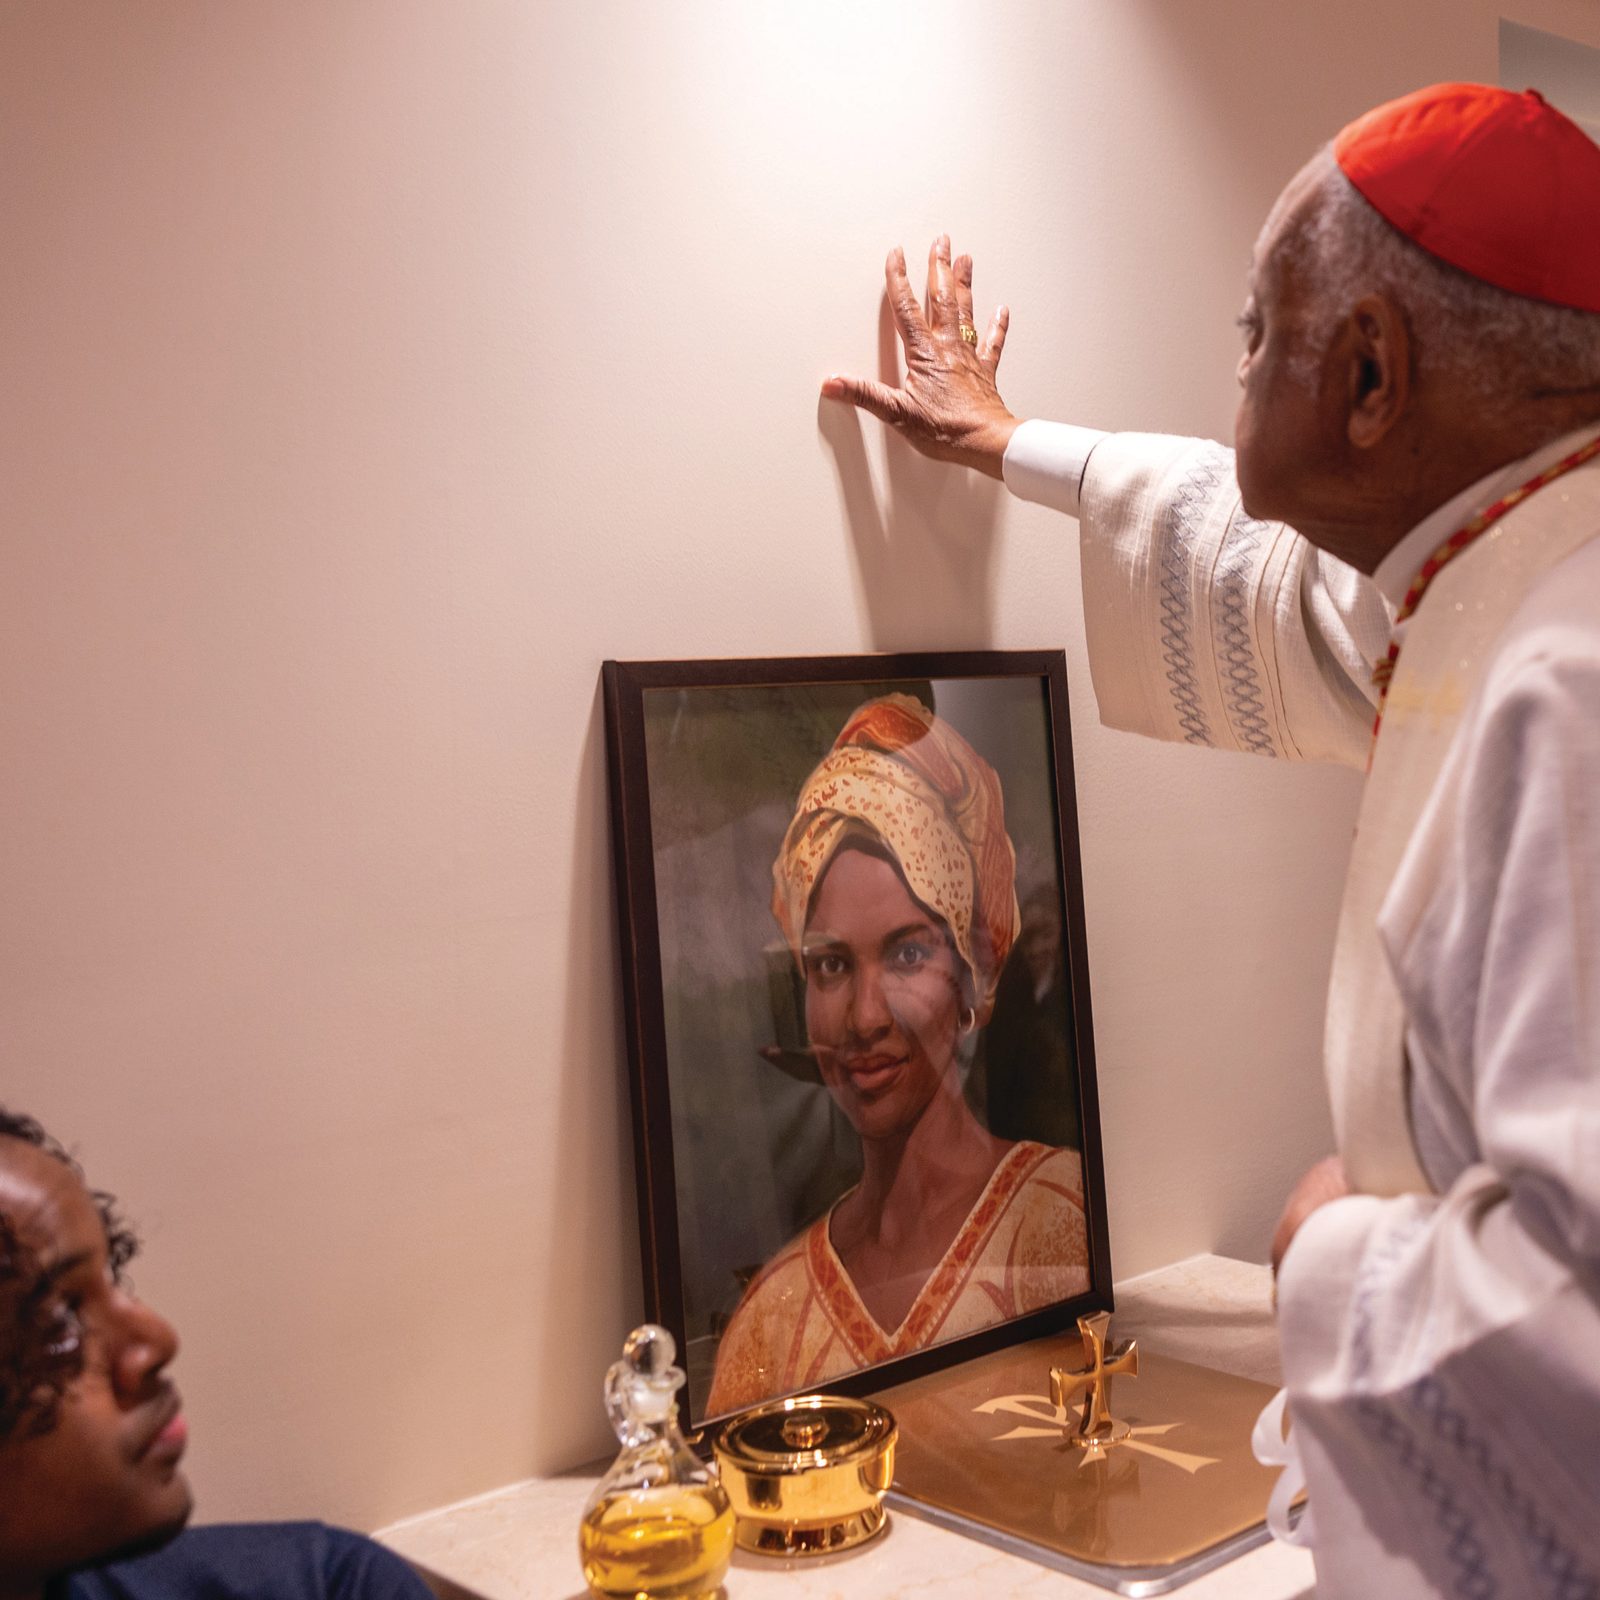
[{"left": 713, "top": 1392, "right": 897, "bottom": 1556}]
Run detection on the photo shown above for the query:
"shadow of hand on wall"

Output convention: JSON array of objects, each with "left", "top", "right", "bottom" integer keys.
[{"left": 818, "top": 293, "right": 1003, "bottom": 653}]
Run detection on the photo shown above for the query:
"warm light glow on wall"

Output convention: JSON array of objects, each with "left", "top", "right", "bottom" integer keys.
[{"left": 672, "top": 0, "right": 999, "bottom": 213}]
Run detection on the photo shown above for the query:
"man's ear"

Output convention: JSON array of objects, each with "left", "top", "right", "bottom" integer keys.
[{"left": 1344, "top": 292, "right": 1410, "bottom": 450}]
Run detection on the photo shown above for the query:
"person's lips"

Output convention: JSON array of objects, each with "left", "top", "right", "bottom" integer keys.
[
  {"left": 841, "top": 1053, "right": 905, "bottom": 1093},
  {"left": 132, "top": 1389, "right": 188, "bottom": 1465}
]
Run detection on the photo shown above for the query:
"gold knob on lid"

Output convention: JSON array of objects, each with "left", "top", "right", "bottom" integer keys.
[{"left": 780, "top": 1415, "right": 827, "bottom": 1449}]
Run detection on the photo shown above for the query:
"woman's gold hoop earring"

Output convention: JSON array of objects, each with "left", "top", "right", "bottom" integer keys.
[{"left": 958, "top": 1006, "right": 977, "bottom": 1036}]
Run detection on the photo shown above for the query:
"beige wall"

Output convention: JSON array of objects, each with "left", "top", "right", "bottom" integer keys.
[{"left": 3, "top": 0, "right": 1597, "bottom": 1533}]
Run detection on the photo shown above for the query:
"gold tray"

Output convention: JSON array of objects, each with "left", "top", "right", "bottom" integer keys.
[{"left": 874, "top": 1336, "right": 1294, "bottom": 1596}]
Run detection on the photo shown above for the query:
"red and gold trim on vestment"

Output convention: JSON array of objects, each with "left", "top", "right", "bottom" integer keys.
[
  {"left": 1370, "top": 432, "right": 1600, "bottom": 746},
  {"left": 802, "top": 1140, "right": 1057, "bottom": 1362}
]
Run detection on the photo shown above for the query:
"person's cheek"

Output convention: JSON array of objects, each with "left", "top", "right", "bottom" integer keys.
[
  {"left": 893, "top": 978, "right": 950, "bottom": 1061},
  {"left": 805, "top": 984, "right": 835, "bottom": 1046},
  {"left": 807, "top": 985, "right": 854, "bottom": 1099}
]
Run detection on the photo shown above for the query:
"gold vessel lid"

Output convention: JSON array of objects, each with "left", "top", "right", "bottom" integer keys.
[{"left": 716, "top": 1392, "right": 896, "bottom": 1475}]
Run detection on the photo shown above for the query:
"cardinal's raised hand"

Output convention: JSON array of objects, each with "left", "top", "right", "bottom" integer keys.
[{"left": 822, "top": 235, "right": 1021, "bottom": 479}]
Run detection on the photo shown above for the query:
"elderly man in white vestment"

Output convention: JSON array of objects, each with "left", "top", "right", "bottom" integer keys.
[{"left": 823, "top": 83, "right": 1600, "bottom": 1597}]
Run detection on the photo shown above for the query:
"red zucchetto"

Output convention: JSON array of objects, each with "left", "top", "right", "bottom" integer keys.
[{"left": 1334, "top": 82, "right": 1600, "bottom": 312}]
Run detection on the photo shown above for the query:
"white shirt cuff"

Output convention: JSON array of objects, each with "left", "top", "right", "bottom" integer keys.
[
  {"left": 1274, "top": 1192, "right": 1390, "bottom": 1389},
  {"left": 1002, "top": 420, "right": 1109, "bottom": 517}
]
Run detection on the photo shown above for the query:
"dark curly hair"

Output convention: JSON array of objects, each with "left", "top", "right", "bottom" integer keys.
[{"left": 0, "top": 1109, "right": 140, "bottom": 1444}]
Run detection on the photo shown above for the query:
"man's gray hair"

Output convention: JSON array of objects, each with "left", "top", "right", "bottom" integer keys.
[{"left": 1276, "top": 146, "right": 1600, "bottom": 417}]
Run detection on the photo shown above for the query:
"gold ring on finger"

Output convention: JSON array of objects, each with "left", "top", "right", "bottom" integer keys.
[{"left": 959, "top": 324, "right": 978, "bottom": 345}]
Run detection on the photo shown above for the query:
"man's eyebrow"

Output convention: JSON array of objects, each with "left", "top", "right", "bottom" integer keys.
[{"left": 37, "top": 1248, "right": 93, "bottom": 1286}]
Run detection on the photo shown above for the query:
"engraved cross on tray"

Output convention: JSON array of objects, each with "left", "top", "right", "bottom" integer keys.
[{"left": 873, "top": 1312, "right": 1296, "bottom": 1597}]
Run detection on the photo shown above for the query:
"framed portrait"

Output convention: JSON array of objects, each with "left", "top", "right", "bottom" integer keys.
[{"left": 602, "top": 651, "right": 1111, "bottom": 1430}]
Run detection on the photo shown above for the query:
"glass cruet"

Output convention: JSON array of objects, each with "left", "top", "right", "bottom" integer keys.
[{"left": 578, "top": 1324, "right": 734, "bottom": 1600}]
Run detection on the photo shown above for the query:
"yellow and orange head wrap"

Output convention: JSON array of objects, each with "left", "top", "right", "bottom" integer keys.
[{"left": 771, "top": 693, "right": 1022, "bottom": 1024}]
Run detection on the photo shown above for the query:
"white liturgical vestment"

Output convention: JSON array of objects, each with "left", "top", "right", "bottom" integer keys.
[{"left": 1004, "top": 419, "right": 1600, "bottom": 1597}]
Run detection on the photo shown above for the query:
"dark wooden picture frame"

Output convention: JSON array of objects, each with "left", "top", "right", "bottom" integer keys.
[{"left": 602, "top": 651, "right": 1112, "bottom": 1430}]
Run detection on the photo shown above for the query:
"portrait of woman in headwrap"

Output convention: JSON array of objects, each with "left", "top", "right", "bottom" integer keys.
[{"left": 705, "top": 693, "right": 1089, "bottom": 1416}]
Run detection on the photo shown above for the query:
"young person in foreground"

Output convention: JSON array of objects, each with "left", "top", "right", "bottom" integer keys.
[
  {"left": 823, "top": 83, "right": 1600, "bottom": 1596},
  {"left": 0, "top": 1108, "right": 431, "bottom": 1600}
]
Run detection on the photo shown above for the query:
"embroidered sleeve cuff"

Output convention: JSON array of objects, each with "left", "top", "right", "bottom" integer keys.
[{"left": 1002, "top": 420, "right": 1108, "bottom": 516}]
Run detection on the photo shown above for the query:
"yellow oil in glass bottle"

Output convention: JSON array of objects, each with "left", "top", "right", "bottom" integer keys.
[{"left": 579, "top": 1325, "right": 734, "bottom": 1600}]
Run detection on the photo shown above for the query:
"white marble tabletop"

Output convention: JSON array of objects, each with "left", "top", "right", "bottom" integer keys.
[{"left": 378, "top": 1255, "right": 1315, "bottom": 1600}]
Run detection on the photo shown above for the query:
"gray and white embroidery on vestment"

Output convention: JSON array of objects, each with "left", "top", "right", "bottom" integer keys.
[
  {"left": 1347, "top": 1210, "right": 1429, "bottom": 1387},
  {"left": 1212, "top": 506, "right": 1279, "bottom": 755},
  {"left": 1158, "top": 446, "right": 1226, "bottom": 745},
  {"left": 1353, "top": 1373, "right": 1598, "bottom": 1600}
]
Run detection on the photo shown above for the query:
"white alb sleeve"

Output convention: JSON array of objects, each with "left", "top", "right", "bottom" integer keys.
[
  {"left": 1001, "top": 420, "right": 1108, "bottom": 517},
  {"left": 1071, "top": 431, "right": 1390, "bottom": 767}
]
